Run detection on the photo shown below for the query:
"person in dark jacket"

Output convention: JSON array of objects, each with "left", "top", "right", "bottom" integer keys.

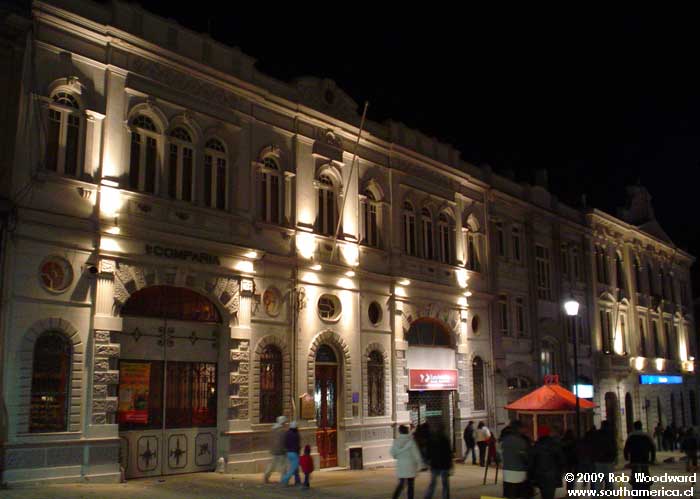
[
  {"left": 414, "top": 423, "right": 431, "bottom": 468},
  {"left": 623, "top": 421, "right": 656, "bottom": 490},
  {"left": 528, "top": 426, "right": 565, "bottom": 499},
  {"left": 663, "top": 425, "right": 674, "bottom": 451},
  {"left": 280, "top": 421, "right": 301, "bottom": 486},
  {"left": 653, "top": 423, "right": 664, "bottom": 452},
  {"left": 463, "top": 421, "right": 476, "bottom": 465},
  {"left": 423, "top": 422, "right": 453, "bottom": 499},
  {"left": 561, "top": 429, "right": 577, "bottom": 483},
  {"left": 681, "top": 428, "right": 698, "bottom": 472},
  {"left": 574, "top": 427, "right": 596, "bottom": 490},
  {"left": 501, "top": 420, "right": 533, "bottom": 499},
  {"left": 592, "top": 420, "right": 617, "bottom": 491}
]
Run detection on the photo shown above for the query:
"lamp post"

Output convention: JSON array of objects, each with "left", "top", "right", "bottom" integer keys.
[{"left": 564, "top": 299, "right": 581, "bottom": 438}]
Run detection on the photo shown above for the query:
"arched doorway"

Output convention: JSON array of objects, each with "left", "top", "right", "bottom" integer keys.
[
  {"left": 625, "top": 393, "right": 634, "bottom": 436},
  {"left": 315, "top": 344, "right": 339, "bottom": 468},
  {"left": 604, "top": 392, "right": 619, "bottom": 441},
  {"left": 405, "top": 318, "right": 458, "bottom": 449},
  {"left": 117, "top": 286, "right": 222, "bottom": 479}
]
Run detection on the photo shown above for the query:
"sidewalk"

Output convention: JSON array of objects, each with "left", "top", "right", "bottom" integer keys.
[{"left": 1, "top": 453, "right": 696, "bottom": 499}]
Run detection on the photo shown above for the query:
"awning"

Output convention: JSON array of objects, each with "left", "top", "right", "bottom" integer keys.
[{"left": 505, "top": 383, "right": 597, "bottom": 412}]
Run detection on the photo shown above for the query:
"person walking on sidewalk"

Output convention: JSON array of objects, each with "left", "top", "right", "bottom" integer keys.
[
  {"left": 390, "top": 425, "right": 423, "bottom": 499},
  {"left": 681, "top": 428, "right": 698, "bottom": 472},
  {"left": 263, "top": 416, "right": 288, "bottom": 483},
  {"left": 653, "top": 422, "right": 664, "bottom": 452},
  {"left": 280, "top": 421, "right": 301, "bottom": 486},
  {"left": 500, "top": 420, "right": 533, "bottom": 499},
  {"left": 624, "top": 420, "right": 655, "bottom": 490},
  {"left": 528, "top": 425, "right": 565, "bottom": 499},
  {"left": 476, "top": 421, "right": 491, "bottom": 467},
  {"left": 592, "top": 420, "right": 617, "bottom": 491},
  {"left": 463, "top": 421, "right": 476, "bottom": 465},
  {"left": 423, "top": 422, "right": 453, "bottom": 499},
  {"left": 574, "top": 427, "right": 596, "bottom": 490}
]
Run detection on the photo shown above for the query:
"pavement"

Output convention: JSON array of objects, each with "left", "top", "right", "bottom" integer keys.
[{"left": 1, "top": 452, "right": 697, "bottom": 499}]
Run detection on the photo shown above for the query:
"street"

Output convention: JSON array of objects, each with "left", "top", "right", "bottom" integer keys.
[{"left": 2, "top": 452, "right": 697, "bottom": 499}]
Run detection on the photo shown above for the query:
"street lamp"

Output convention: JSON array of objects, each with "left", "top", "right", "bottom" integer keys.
[{"left": 564, "top": 298, "right": 581, "bottom": 438}]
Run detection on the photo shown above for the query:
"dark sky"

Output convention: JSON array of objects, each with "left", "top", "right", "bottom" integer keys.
[{"left": 139, "top": 3, "right": 700, "bottom": 287}]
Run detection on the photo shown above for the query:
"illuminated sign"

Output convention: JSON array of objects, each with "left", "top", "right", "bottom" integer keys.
[
  {"left": 572, "top": 384, "right": 594, "bottom": 398},
  {"left": 409, "top": 369, "right": 458, "bottom": 391},
  {"left": 639, "top": 374, "right": 683, "bottom": 385},
  {"left": 145, "top": 244, "right": 221, "bottom": 265}
]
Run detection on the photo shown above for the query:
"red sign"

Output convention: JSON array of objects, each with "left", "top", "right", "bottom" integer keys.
[{"left": 409, "top": 369, "right": 458, "bottom": 391}]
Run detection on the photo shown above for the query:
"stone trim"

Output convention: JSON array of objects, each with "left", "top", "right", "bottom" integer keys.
[
  {"left": 229, "top": 338, "right": 250, "bottom": 420},
  {"left": 307, "top": 330, "right": 353, "bottom": 419},
  {"left": 250, "top": 335, "right": 292, "bottom": 423},
  {"left": 362, "top": 342, "right": 391, "bottom": 418},
  {"left": 17, "top": 318, "right": 84, "bottom": 433}
]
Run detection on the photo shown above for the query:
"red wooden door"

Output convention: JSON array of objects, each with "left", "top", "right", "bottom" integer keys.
[{"left": 315, "top": 365, "right": 338, "bottom": 468}]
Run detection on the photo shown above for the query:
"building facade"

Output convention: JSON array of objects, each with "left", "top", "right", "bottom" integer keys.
[{"left": 0, "top": 0, "right": 695, "bottom": 485}]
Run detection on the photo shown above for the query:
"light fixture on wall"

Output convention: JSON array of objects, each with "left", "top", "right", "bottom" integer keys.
[{"left": 310, "top": 264, "right": 322, "bottom": 271}]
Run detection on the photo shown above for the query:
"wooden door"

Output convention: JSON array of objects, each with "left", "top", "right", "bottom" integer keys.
[{"left": 315, "top": 364, "right": 338, "bottom": 468}]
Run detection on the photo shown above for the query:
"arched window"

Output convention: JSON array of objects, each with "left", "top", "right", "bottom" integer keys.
[
  {"left": 259, "top": 345, "right": 283, "bottom": 423},
  {"left": 30, "top": 331, "right": 72, "bottom": 433},
  {"left": 616, "top": 253, "right": 626, "bottom": 295},
  {"left": 403, "top": 201, "right": 417, "bottom": 256},
  {"left": 129, "top": 115, "right": 159, "bottom": 193},
  {"left": 367, "top": 351, "right": 385, "bottom": 416},
  {"left": 204, "top": 138, "right": 227, "bottom": 210},
  {"left": 541, "top": 339, "right": 555, "bottom": 378},
  {"left": 472, "top": 356, "right": 485, "bottom": 411},
  {"left": 406, "top": 318, "right": 454, "bottom": 348},
  {"left": 46, "top": 91, "right": 82, "bottom": 176},
  {"left": 421, "top": 208, "right": 434, "bottom": 260},
  {"left": 168, "top": 127, "right": 194, "bottom": 201},
  {"left": 465, "top": 217, "right": 481, "bottom": 272},
  {"left": 438, "top": 213, "right": 453, "bottom": 264},
  {"left": 652, "top": 319, "right": 661, "bottom": 357},
  {"left": 259, "top": 155, "right": 283, "bottom": 224},
  {"left": 121, "top": 285, "right": 222, "bottom": 322},
  {"left": 316, "top": 174, "right": 337, "bottom": 236},
  {"left": 634, "top": 257, "right": 643, "bottom": 294},
  {"left": 361, "top": 190, "right": 380, "bottom": 248}
]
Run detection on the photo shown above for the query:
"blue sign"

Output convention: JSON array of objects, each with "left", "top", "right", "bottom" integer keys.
[{"left": 639, "top": 374, "right": 683, "bottom": 385}]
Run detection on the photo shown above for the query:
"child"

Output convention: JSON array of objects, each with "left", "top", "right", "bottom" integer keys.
[{"left": 299, "top": 444, "right": 314, "bottom": 488}]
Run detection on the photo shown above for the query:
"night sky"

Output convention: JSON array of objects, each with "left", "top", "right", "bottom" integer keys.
[{"left": 137, "top": 3, "right": 700, "bottom": 289}]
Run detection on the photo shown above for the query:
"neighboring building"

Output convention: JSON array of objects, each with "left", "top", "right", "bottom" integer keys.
[{"left": 0, "top": 0, "right": 695, "bottom": 485}]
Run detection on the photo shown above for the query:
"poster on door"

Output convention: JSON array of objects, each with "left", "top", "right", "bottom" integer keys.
[{"left": 118, "top": 362, "right": 151, "bottom": 424}]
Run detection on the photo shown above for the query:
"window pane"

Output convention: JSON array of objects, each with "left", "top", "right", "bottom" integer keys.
[
  {"left": 260, "top": 173, "right": 267, "bottom": 220},
  {"left": 216, "top": 158, "right": 226, "bottom": 210},
  {"left": 168, "top": 144, "right": 178, "bottom": 198},
  {"left": 204, "top": 155, "right": 213, "bottom": 207},
  {"left": 46, "top": 109, "right": 61, "bottom": 172},
  {"left": 118, "top": 360, "right": 164, "bottom": 431},
  {"left": 65, "top": 114, "right": 80, "bottom": 176},
  {"left": 165, "top": 362, "right": 216, "bottom": 429},
  {"left": 182, "top": 147, "right": 193, "bottom": 202},
  {"left": 30, "top": 332, "right": 71, "bottom": 433},
  {"left": 260, "top": 346, "right": 283, "bottom": 423},
  {"left": 271, "top": 174, "right": 279, "bottom": 224},
  {"left": 367, "top": 351, "right": 384, "bottom": 416},
  {"left": 473, "top": 357, "right": 485, "bottom": 410},
  {"left": 129, "top": 132, "right": 141, "bottom": 190},
  {"left": 145, "top": 137, "right": 157, "bottom": 194}
]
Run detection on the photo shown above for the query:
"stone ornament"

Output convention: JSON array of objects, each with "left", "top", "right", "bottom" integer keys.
[{"left": 39, "top": 255, "right": 74, "bottom": 293}]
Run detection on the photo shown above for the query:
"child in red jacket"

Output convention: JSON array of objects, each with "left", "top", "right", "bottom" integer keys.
[{"left": 299, "top": 444, "right": 314, "bottom": 488}]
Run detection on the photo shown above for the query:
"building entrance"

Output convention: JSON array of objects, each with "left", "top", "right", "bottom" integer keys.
[
  {"left": 116, "top": 286, "right": 221, "bottom": 479},
  {"left": 408, "top": 390, "right": 455, "bottom": 447},
  {"left": 315, "top": 345, "right": 338, "bottom": 468}
]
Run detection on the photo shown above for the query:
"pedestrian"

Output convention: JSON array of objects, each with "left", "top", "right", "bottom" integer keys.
[
  {"left": 414, "top": 423, "right": 431, "bottom": 469},
  {"left": 592, "top": 420, "right": 617, "bottom": 491},
  {"left": 423, "top": 422, "right": 453, "bottom": 499},
  {"left": 263, "top": 415, "right": 288, "bottom": 483},
  {"left": 280, "top": 421, "right": 301, "bottom": 486},
  {"left": 623, "top": 420, "right": 656, "bottom": 490},
  {"left": 561, "top": 429, "right": 577, "bottom": 482},
  {"left": 680, "top": 428, "right": 698, "bottom": 472},
  {"left": 476, "top": 421, "right": 492, "bottom": 467},
  {"left": 500, "top": 420, "right": 533, "bottom": 499},
  {"left": 463, "top": 421, "right": 477, "bottom": 465},
  {"left": 676, "top": 427, "right": 685, "bottom": 453},
  {"left": 653, "top": 422, "right": 664, "bottom": 451},
  {"left": 299, "top": 444, "right": 314, "bottom": 489},
  {"left": 663, "top": 425, "right": 674, "bottom": 451},
  {"left": 528, "top": 425, "right": 565, "bottom": 499},
  {"left": 574, "top": 427, "right": 596, "bottom": 490},
  {"left": 390, "top": 425, "right": 423, "bottom": 499}
]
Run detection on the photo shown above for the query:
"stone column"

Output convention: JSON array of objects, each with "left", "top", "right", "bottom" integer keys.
[{"left": 228, "top": 278, "right": 252, "bottom": 424}]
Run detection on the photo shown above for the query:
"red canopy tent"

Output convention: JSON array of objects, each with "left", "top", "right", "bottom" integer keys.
[{"left": 505, "top": 382, "right": 597, "bottom": 440}]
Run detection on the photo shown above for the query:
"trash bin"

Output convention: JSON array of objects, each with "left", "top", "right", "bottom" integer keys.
[{"left": 349, "top": 447, "right": 363, "bottom": 470}]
